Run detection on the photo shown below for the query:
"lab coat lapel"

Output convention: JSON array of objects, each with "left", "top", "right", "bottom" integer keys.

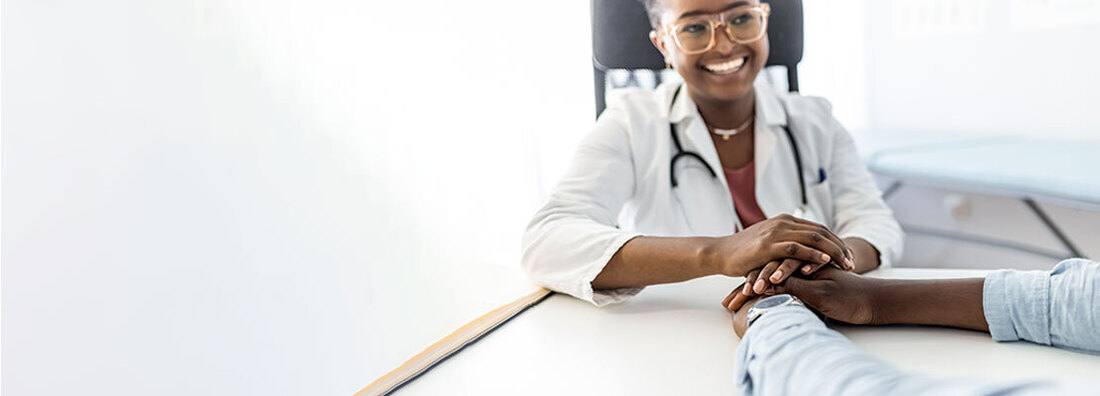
[
  {"left": 667, "top": 86, "right": 737, "bottom": 236},
  {"left": 683, "top": 117, "right": 724, "bottom": 183},
  {"left": 754, "top": 120, "right": 777, "bottom": 193},
  {"left": 753, "top": 82, "right": 799, "bottom": 218},
  {"left": 667, "top": 86, "right": 725, "bottom": 180},
  {"left": 755, "top": 124, "right": 800, "bottom": 218}
]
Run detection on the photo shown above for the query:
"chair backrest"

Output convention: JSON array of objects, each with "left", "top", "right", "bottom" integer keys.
[{"left": 591, "top": 0, "right": 804, "bottom": 117}]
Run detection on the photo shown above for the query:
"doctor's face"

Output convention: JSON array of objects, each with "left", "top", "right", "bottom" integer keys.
[{"left": 650, "top": 0, "right": 770, "bottom": 105}]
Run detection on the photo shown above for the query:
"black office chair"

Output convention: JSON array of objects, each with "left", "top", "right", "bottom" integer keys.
[{"left": 591, "top": 0, "right": 804, "bottom": 117}]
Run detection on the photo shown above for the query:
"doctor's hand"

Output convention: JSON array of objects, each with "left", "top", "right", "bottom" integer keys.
[{"left": 707, "top": 214, "right": 854, "bottom": 280}]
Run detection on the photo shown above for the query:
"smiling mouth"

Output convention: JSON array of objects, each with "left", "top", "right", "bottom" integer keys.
[{"left": 702, "top": 56, "right": 748, "bottom": 75}]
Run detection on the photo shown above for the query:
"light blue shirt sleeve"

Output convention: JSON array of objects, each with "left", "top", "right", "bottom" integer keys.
[
  {"left": 983, "top": 258, "right": 1100, "bottom": 354},
  {"left": 735, "top": 305, "right": 1092, "bottom": 396}
]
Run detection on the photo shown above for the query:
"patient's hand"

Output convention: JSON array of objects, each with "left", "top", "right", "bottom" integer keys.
[
  {"left": 731, "top": 295, "right": 764, "bottom": 338},
  {"left": 723, "top": 267, "right": 879, "bottom": 325}
]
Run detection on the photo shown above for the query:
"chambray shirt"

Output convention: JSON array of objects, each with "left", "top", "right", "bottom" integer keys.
[{"left": 735, "top": 259, "right": 1100, "bottom": 396}]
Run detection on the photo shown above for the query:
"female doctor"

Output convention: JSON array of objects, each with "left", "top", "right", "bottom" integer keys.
[{"left": 522, "top": 0, "right": 902, "bottom": 306}]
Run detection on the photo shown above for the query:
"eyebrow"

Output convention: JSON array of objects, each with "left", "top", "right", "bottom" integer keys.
[{"left": 676, "top": 1, "right": 751, "bottom": 21}]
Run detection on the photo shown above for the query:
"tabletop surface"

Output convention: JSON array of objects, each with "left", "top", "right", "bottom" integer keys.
[{"left": 394, "top": 268, "right": 1100, "bottom": 395}]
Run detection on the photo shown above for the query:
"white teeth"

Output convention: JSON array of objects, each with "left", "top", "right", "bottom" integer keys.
[{"left": 704, "top": 57, "right": 747, "bottom": 74}]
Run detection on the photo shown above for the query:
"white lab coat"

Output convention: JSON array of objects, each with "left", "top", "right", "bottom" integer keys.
[{"left": 522, "top": 79, "right": 903, "bottom": 306}]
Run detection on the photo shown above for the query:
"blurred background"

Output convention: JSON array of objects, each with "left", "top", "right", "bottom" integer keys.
[{"left": 3, "top": 0, "right": 1098, "bottom": 394}]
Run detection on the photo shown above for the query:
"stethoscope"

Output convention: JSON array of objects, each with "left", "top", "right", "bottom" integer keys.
[{"left": 667, "top": 85, "right": 811, "bottom": 222}]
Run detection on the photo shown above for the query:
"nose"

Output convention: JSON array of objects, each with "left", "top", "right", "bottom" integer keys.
[{"left": 712, "top": 23, "right": 738, "bottom": 54}]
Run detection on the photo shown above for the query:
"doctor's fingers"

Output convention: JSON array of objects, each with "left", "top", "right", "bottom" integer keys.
[
  {"left": 754, "top": 261, "right": 783, "bottom": 293},
  {"left": 790, "top": 231, "right": 853, "bottom": 270},
  {"left": 799, "top": 259, "right": 845, "bottom": 277},
  {"left": 784, "top": 222, "right": 853, "bottom": 264},
  {"left": 725, "top": 290, "right": 754, "bottom": 311},
  {"left": 725, "top": 268, "right": 763, "bottom": 311},
  {"left": 725, "top": 284, "right": 753, "bottom": 311},
  {"left": 777, "top": 216, "right": 853, "bottom": 261},
  {"left": 721, "top": 275, "right": 753, "bottom": 307},
  {"left": 768, "top": 241, "right": 833, "bottom": 268},
  {"left": 722, "top": 284, "right": 743, "bottom": 309},
  {"left": 767, "top": 258, "right": 804, "bottom": 284}
]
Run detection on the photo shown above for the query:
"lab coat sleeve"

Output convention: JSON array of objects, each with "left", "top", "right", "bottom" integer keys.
[
  {"left": 817, "top": 100, "right": 904, "bottom": 268},
  {"left": 521, "top": 107, "right": 644, "bottom": 306}
]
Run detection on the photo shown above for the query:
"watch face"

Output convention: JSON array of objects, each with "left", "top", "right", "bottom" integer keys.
[{"left": 754, "top": 294, "right": 792, "bottom": 309}]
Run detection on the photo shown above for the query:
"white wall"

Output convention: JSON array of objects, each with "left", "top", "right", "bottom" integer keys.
[
  {"left": 803, "top": 0, "right": 1100, "bottom": 140},
  {"left": 864, "top": 0, "right": 1100, "bottom": 139},
  {"left": 800, "top": 0, "right": 871, "bottom": 132},
  {"left": 798, "top": 0, "right": 1100, "bottom": 270},
  {"left": 2, "top": 0, "right": 592, "bottom": 394}
]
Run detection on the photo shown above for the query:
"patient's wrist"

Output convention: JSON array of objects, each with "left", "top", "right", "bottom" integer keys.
[
  {"left": 862, "top": 278, "right": 988, "bottom": 330},
  {"left": 864, "top": 279, "right": 895, "bottom": 325}
]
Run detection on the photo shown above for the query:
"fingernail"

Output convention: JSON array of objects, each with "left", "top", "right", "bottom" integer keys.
[
  {"left": 754, "top": 279, "right": 766, "bottom": 293},
  {"left": 821, "top": 253, "right": 830, "bottom": 263},
  {"left": 742, "top": 283, "right": 752, "bottom": 295},
  {"left": 803, "top": 265, "right": 812, "bottom": 274},
  {"left": 771, "top": 270, "right": 783, "bottom": 282}
]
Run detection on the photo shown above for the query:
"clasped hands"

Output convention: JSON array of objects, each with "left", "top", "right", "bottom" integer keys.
[
  {"left": 718, "top": 216, "right": 881, "bottom": 337},
  {"left": 723, "top": 265, "right": 883, "bottom": 337}
]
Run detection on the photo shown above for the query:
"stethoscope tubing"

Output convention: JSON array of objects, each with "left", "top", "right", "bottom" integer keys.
[{"left": 667, "top": 84, "right": 808, "bottom": 207}]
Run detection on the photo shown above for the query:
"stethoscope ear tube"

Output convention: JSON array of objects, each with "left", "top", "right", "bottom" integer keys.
[
  {"left": 668, "top": 85, "right": 720, "bottom": 188},
  {"left": 782, "top": 124, "right": 808, "bottom": 207}
]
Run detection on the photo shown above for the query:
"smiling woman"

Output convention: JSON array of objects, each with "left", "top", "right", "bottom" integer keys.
[{"left": 521, "top": 0, "right": 903, "bottom": 307}]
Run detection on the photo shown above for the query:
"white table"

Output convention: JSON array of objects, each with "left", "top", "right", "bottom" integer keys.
[{"left": 394, "top": 268, "right": 1100, "bottom": 395}]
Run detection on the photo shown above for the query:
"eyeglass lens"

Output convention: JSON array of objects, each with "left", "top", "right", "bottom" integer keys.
[{"left": 674, "top": 8, "right": 765, "bottom": 52}]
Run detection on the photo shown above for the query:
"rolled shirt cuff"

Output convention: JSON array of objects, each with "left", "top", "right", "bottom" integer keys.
[{"left": 982, "top": 269, "right": 1051, "bottom": 345}]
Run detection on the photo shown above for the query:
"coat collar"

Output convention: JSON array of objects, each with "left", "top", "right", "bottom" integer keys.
[
  {"left": 664, "top": 78, "right": 790, "bottom": 183},
  {"left": 661, "top": 78, "right": 794, "bottom": 220}
]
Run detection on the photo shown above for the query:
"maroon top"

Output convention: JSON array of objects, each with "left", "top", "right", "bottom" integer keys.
[{"left": 723, "top": 161, "right": 767, "bottom": 228}]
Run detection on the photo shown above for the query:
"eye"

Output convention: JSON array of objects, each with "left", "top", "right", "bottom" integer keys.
[
  {"left": 730, "top": 13, "right": 752, "bottom": 25},
  {"left": 680, "top": 23, "right": 707, "bottom": 34}
]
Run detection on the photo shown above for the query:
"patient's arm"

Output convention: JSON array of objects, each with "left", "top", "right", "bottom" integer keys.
[
  {"left": 726, "top": 259, "right": 1100, "bottom": 353},
  {"left": 739, "top": 267, "right": 989, "bottom": 331}
]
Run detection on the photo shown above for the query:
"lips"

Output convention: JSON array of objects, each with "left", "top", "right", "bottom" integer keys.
[{"left": 702, "top": 56, "right": 748, "bottom": 75}]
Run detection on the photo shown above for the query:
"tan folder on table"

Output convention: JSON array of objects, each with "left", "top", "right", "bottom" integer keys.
[{"left": 357, "top": 287, "right": 553, "bottom": 396}]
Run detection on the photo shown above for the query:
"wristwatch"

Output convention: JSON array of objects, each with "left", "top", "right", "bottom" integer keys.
[{"left": 746, "top": 294, "right": 805, "bottom": 327}]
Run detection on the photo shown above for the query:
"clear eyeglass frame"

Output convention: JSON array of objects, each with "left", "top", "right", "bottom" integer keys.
[{"left": 659, "top": 3, "right": 772, "bottom": 55}]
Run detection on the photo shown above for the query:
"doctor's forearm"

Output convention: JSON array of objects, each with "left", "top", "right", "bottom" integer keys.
[{"left": 591, "top": 236, "right": 722, "bottom": 290}]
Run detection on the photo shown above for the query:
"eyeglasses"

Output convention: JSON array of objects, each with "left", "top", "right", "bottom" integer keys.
[{"left": 661, "top": 4, "right": 771, "bottom": 55}]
